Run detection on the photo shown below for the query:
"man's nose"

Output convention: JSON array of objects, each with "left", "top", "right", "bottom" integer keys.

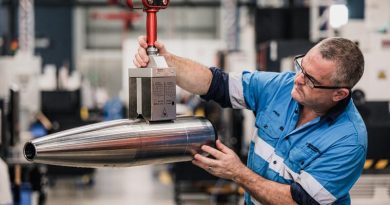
[{"left": 294, "top": 72, "right": 305, "bottom": 85}]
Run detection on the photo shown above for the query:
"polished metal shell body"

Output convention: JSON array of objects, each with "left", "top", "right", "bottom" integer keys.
[{"left": 23, "top": 117, "right": 215, "bottom": 168}]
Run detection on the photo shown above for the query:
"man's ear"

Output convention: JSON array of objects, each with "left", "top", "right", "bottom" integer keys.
[{"left": 332, "top": 88, "right": 350, "bottom": 102}]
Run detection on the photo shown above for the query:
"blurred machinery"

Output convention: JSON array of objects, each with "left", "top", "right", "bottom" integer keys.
[
  {"left": 0, "top": 53, "right": 41, "bottom": 133},
  {"left": 0, "top": 0, "right": 386, "bottom": 204},
  {"left": 40, "top": 90, "right": 96, "bottom": 184}
]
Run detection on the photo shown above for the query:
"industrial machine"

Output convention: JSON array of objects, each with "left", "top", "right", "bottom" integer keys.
[{"left": 23, "top": 0, "right": 216, "bottom": 168}]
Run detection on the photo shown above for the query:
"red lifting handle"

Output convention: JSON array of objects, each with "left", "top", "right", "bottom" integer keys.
[{"left": 146, "top": 9, "right": 158, "bottom": 47}]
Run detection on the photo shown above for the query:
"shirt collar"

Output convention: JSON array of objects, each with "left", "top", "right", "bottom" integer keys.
[
  {"left": 293, "top": 93, "right": 351, "bottom": 125},
  {"left": 322, "top": 93, "right": 352, "bottom": 124}
]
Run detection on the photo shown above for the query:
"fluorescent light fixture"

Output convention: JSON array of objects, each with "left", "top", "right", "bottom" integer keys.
[{"left": 329, "top": 4, "right": 349, "bottom": 29}]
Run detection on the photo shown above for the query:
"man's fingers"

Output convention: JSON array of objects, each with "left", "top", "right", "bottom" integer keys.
[
  {"left": 202, "top": 145, "right": 224, "bottom": 159},
  {"left": 135, "top": 46, "right": 149, "bottom": 67},
  {"left": 191, "top": 159, "right": 207, "bottom": 170},
  {"left": 135, "top": 54, "right": 146, "bottom": 67},
  {"left": 134, "top": 36, "right": 149, "bottom": 67},
  {"left": 194, "top": 153, "right": 217, "bottom": 166},
  {"left": 192, "top": 156, "right": 217, "bottom": 174},
  {"left": 154, "top": 41, "right": 164, "bottom": 48},
  {"left": 137, "top": 47, "right": 148, "bottom": 61},
  {"left": 216, "top": 139, "right": 232, "bottom": 154},
  {"left": 154, "top": 41, "right": 166, "bottom": 53},
  {"left": 133, "top": 59, "right": 141, "bottom": 68},
  {"left": 137, "top": 35, "right": 148, "bottom": 48}
]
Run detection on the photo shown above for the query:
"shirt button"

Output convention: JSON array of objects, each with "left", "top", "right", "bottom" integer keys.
[
  {"left": 273, "top": 160, "right": 277, "bottom": 165},
  {"left": 279, "top": 126, "right": 284, "bottom": 131},
  {"left": 264, "top": 125, "right": 268, "bottom": 129}
]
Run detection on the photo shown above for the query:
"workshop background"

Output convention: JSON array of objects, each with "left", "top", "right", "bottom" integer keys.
[{"left": 1, "top": 0, "right": 390, "bottom": 205}]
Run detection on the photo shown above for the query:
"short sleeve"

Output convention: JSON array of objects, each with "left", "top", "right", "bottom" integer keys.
[{"left": 241, "top": 71, "right": 291, "bottom": 113}]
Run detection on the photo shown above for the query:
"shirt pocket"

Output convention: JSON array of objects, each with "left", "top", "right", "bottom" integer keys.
[
  {"left": 257, "top": 111, "right": 283, "bottom": 146},
  {"left": 288, "top": 143, "right": 321, "bottom": 171}
]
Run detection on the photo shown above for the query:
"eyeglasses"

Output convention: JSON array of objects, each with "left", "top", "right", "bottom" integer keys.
[{"left": 294, "top": 54, "right": 350, "bottom": 90}]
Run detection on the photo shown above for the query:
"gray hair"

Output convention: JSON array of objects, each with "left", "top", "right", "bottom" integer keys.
[{"left": 318, "top": 37, "right": 364, "bottom": 88}]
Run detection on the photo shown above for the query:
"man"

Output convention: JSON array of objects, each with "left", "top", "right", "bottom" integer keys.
[{"left": 134, "top": 36, "right": 367, "bottom": 205}]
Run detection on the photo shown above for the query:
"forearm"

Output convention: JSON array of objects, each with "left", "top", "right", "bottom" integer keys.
[
  {"left": 233, "top": 166, "right": 297, "bottom": 205},
  {"left": 165, "top": 53, "right": 212, "bottom": 95}
]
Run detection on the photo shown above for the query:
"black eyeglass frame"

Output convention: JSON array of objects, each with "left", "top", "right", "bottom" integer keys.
[{"left": 294, "top": 54, "right": 351, "bottom": 90}]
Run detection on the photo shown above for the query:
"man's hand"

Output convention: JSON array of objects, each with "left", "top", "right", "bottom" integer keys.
[
  {"left": 194, "top": 139, "right": 296, "bottom": 205},
  {"left": 133, "top": 35, "right": 212, "bottom": 95},
  {"left": 133, "top": 36, "right": 169, "bottom": 68},
  {"left": 192, "top": 139, "right": 246, "bottom": 180}
]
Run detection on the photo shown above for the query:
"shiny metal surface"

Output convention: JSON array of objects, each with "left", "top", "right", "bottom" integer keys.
[{"left": 24, "top": 117, "right": 216, "bottom": 168}]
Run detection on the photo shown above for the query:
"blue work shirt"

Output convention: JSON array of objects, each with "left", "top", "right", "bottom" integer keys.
[{"left": 201, "top": 68, "right": 367, "bottom": 205}]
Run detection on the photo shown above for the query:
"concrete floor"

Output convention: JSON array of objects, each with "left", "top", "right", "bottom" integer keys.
[
  {"left": 350, "top": 174, "right": 390, "bottom": 205},
  {"left": 45, "top": 166, "right": 390, "bottom": 205},
  {"left": 45, "top": 165, "right": 175, "bottom": 205}
]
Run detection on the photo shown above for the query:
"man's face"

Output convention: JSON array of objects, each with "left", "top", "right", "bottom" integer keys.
[{"left": 291, "top": 48, "right": 338, "bottom": 108}]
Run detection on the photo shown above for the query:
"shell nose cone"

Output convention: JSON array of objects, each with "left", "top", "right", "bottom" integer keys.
[{"left": 24, "top": 142, "right": 36, "bottom": 161}]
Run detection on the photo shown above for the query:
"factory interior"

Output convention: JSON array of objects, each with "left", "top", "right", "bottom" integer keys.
[{"left": 1, "top": 0, "right": 390, "bottom": 204}]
